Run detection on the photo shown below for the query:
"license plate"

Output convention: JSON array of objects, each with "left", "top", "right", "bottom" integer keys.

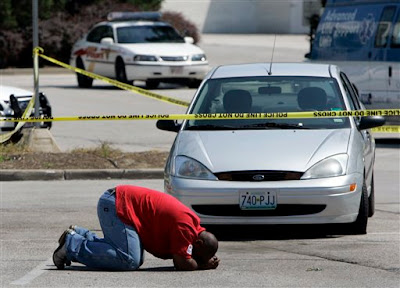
[
  {"left": 170, "top": 66, "right": 183, "bottom": 74},
  {"left": 239, "top": 191, "right": 277, "bottom": 210}
]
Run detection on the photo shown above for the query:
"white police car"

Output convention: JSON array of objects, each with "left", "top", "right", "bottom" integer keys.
[
  {"left": 70, "top": 12, "right": 209, "bottom": 89},
  {"left": 0, "top": 85, "right": 52, "bottom": 134}
]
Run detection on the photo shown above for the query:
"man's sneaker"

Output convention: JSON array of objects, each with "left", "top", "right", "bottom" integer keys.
[{"left": 53, "top": 229, "right": 74, "bottom": 269}]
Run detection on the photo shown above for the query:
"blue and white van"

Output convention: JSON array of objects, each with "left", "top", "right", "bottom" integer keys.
[{"left": 309, "top": 0, "right": 400, "bottom": 123}]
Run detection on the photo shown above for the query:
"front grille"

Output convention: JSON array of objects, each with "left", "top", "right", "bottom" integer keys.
[
  {"left": 215, "top": 171, "right": 303, "bottom": 181},
  {"left": 160, "top": 56, "right": 188, "bottom": 61},
  {"left": 192, "top": 204, "right": 326, "bottom": 217}
]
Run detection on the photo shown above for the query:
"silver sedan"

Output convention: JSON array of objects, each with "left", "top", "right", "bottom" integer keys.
[{"left": 157, "top": 63, "right": 385, "bottom": 234}]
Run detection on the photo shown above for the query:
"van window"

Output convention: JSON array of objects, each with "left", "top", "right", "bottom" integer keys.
[
  {"left": 391, "top": 12, "right": 400, "bottom": 48},
  {"left": 374, "top": 6, "right": 397, "bottom": 48}
]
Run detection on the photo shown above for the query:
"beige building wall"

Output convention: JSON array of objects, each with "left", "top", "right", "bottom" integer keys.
[{"left": 162, "top": 0, "right": 322, "bottom": 34}]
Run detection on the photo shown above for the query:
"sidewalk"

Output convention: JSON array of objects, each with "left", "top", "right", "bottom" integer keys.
[{"left": 0, "top": 168, "right": 163, "bottom": 181}]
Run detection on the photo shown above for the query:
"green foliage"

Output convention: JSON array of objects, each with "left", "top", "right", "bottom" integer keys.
[
  {"left": 0, "top": 0, "right": 17, "bottom": 29},
  {"left": 120, "top": 0, "right": 163, "bottom": 11},
  {"left": 0, "top": 0, "right": 200, "bottom": 68}
]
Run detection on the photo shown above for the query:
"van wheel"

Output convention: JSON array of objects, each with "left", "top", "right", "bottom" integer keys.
[
  {"left": 116, "top": 58, "right": 129, "bottom": 84},
  {"left": 76, "top": 58, "right": 93, "bottom": 88},
  {"left": 343, "top": 179, "right": 369, "bottom": 235},
  {"left": 368, "top": 174, "right": 375, "bottom": 217}
]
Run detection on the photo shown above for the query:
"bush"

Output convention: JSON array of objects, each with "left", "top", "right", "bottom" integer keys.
[
  {"left": 162, "top": 11, "right": 200, "bottom": 44},
  {"left": 0, "top": 0, "right": 200, "bottom": 68}
]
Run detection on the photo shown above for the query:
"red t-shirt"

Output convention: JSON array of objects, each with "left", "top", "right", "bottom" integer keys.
[{"left": 115, "top": 185, "right": 205, "bottom": 259}]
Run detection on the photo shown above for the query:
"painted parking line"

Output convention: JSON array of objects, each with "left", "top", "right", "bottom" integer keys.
[{"left": 10, "top": 258, "right": 52, "bottom": 286}]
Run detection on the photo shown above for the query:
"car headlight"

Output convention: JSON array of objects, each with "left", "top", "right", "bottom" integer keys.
[
  {"left": 191, "top": 54, "right": 206, "bottom": 61},
  {"left": 301, "top": 154, "right": 348, "bottom": 179},
  {"left": 134, "top": 55, "right": 158, "bottom": 61},
  {"left": 174, "top": 155, "right": 217, "bottom": 180}
]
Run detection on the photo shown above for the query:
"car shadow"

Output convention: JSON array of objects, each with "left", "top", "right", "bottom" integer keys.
[
  {"left": 375, "top": 138, "right": 400, "bottom": 149},
  {"left": 41, "top": 82, "right": 188, "bottom": 90},
  {"left": 203, "top": 224, "right": 345, "bottom": 241}
]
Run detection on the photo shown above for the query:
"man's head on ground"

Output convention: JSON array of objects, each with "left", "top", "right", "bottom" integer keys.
[{"left": 192, "top": 231, "right": 218, "bottom": 264}]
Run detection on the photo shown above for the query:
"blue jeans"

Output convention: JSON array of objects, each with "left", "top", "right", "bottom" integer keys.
[{"left": 64, "top": 190, "right": 144, "bottom": 270}]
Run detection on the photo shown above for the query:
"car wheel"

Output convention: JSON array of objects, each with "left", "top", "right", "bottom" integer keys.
[
  {"left": 368, "top": 174, "right": 375, "bottom": 217},
  {"left": 346, "top": 178, "right": 369, "bottom": 235},
  {"left": 187, "top": 79, "right": 202, "bottom": 89},
  {"left": 76, "top": 58, "right": 93, "bottom": 88},
  {"left": 115, "top": 58, "right": 129, "bottom": 84},
  {"left": 146, "top": 80, "right": 160, "bottom": 89}
]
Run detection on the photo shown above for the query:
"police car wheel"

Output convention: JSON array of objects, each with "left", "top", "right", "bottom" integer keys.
[
  {"left": 76, "top": 58, "right": 93, "bottom": 88},
  {"left": 145, "top": 80, "right": 160, "bottom": 89},
  {"left": 116, "top": 58, "right": 129, "bottom": 84},
  {"left": 188, "top": 79, "right": 202, "bottom": 89}
]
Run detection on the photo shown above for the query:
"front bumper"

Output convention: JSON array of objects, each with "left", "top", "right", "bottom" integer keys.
[
  {"left": 125, "top": 63, "right": 209, "bottom": 81},
  {"left": 165, "top": 173, "right": 363, "bottom": 225}
]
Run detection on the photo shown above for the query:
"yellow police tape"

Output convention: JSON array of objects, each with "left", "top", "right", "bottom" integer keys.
[
  {"left": 2, "top": 112, "right": 399, "bottom": 133},
  {"left": 0, "top": 90, "right": 35, "bottom": 143},
  {"left": 33, "top": 47, "right": 190, "bottom": 107},
  {"left": 2, "top": 109, "right": 399, "bottom": 122}
]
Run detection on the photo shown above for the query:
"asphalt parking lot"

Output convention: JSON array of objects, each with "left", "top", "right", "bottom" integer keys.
[{"left": 1, "top": 34, "right": 399, "bottom": 287}]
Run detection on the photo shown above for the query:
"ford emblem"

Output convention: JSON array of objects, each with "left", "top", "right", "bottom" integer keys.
[{"left": 252, "top": 174, "right": 265, "bottom": 181}]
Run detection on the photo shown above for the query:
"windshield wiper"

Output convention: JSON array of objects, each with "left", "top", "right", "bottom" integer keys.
[
  {"left": 239, "top": 122, "right": 309, "bottom": 129},
  {"left": 185, "top": 124, "right": 238, "bottom": 130}
]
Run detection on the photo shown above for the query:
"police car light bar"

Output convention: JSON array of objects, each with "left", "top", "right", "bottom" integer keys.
[{"left": 107, "top": 12, "right": 162, "bottom": 22}]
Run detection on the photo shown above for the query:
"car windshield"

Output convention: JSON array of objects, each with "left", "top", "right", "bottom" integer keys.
[
  {"left": 116, "top": 25, "right": 185, "bottom": 43},
  {"left": 185, "top": 76, "right": 350, "bottom": 130}
]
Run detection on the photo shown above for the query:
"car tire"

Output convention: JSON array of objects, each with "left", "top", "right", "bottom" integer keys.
[
  {"left": 368, "top": 174, "right": 375, "bottom": 217},
  {"left": 115, "top": 58, "right": 129, "bottom": 84},
  {"left": 187, "top": 79, "right": 202, "bottom": 89},
  {"left": 346, "top": 179, "right": 369, "bottom": 235},
  {"left": 146, "top": 80, "right": 160, "bottom": 89},
  {"left": 76, "top": 58, "right": 93, "bottom": 88}
]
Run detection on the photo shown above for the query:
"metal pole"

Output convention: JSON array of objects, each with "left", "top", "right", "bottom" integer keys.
[{"left": 33, "top": 0, "right": 40, "bottom": 126}]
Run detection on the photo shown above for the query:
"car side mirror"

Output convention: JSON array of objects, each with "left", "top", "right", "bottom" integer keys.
[
  {"left": 100, "top": 37, "right": 114, "bottom": 45},
  {"left": 358, "top": 116, "right": 386, "bottom": 130},
  {"left": 156, "top": 120, "right": 181, "bottom": 133},
  {"left": 184, "top": 36, "right": 194, "bottom": 44}
]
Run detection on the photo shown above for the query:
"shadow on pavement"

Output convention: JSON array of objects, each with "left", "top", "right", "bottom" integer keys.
[
  {"left": 375, "top": 138, "right": 400, "bottom": 149},
  {"left": 203, "top": 224, "right": 344, "bottom": 241}
]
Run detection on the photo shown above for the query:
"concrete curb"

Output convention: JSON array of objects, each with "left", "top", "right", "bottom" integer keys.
[{"left": 0, "top": 169, "right": 164, "bottom": 181}]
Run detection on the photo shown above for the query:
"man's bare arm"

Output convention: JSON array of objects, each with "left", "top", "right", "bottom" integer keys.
[
  {"left": 172, "top": 254, "right": 198, "bottom": 271},
  {"left": 173, "top": 254, "right": 220, "bottom": 271}
]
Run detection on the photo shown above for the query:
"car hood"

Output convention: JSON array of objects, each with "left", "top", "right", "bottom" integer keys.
[
  {"left": 118, "top": 43, "right": 204, "bottom": 56},
  {"left": 175, "top": 129, "right": 351, "bottom": 172},
  {"left": 0, "top": 85, "right": 32, "bottom": 101}
]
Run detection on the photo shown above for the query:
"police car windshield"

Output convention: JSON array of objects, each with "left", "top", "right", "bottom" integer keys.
[
  {"left": 185, "top": 76, "right": 351, "bottom": 130},
  {"left": 117, "top": 25, "right": 185, "bottom": 43}
]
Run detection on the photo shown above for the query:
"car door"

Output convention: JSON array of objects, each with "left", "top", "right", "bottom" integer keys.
[
  {"left": 371, "top": 6, "right": 398, "bottom": 106},
  {"left": 386, "top": 9, "right": 400, "bottom": 108},
  {"left": 84, "top": 25, "right": 115, "bottom": 77},
  {"left": 340, "top": 72, "right": 374, "bottom": 184}
]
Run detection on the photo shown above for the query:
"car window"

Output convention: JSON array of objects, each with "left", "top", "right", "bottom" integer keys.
[
  {"left": 185, "top": 76, "right": 350, "bottom": 130},
  {"left": 391, "top": 11, "right": 400, "bottom": 48},
  {"left": 87, "top": 25, "right": 114, "bottom": 43},
  {"left": 116, "top": 25, "right": 184, "bottom": 43},
  {"left": 375, "top": 6, "right": 397, "bottom": 48},
  {"left": 340, "top": 72, "right": 361, "bottom": 110}
]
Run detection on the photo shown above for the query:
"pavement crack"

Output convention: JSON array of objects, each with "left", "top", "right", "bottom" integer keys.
[
  {"left": 264, "top": 246, "right": 399, "bottom": 274},
  {"left": 375, "top": 209, "right": 400, "bottom": 215}
]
